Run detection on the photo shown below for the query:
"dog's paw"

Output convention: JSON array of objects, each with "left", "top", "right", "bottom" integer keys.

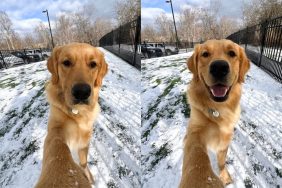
[{"left": 219, "top": 168, "right": 233, "bottom": 185}]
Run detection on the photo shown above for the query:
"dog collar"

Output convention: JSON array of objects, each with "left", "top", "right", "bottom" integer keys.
[{"left": 208, "top": 108, "right": 220, "bottom": 117}]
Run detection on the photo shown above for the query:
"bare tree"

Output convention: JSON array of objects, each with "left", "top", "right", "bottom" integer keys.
[
  {"left": 243, "top": 0, "right": 282, "bottom": 26},
  {"left": 34, "top": 22, "right": 51, "bottom": 48},
  {"left": 155, "top": 13, "right": 175, "bottom": 42},
  {"left": 115, "top": 0, "right": 140, "bottom": 25},
  {"left": 218, "top": 17, "right": 240, "bottom": 38},
  {"left": 54, "top": 14, "right": 76, "bottom": 45},
  {"left": 178, "top": 8, "right": 199, "bottom": 42},
  {"left": 0, "top": 11, "right": 16, "bottom": 50},
  {"left": 92, "top": 18, "right": 113, "bottom": 46},
  {"left": 141, "top": 24, "right": 158, "bottom": 42},
  {"left": 72, "top": 13, "right": 92, "bottom": 43},
  {"left": 22, "top": 33, "right": 36, "bottom": 48}
]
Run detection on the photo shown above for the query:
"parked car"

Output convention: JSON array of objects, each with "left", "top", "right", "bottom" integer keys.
[
  {"left": 141, "top": 44, "right": 163, "bottom": 58},
  {"left": 25, "top": 49, "right": 51, "bottom": 60},
  {"left": 146, "top": 42, "right": 179, "bottom": 55},
  {"left": 11, "top": 51, "right": 40, "bottom": 63},
  {"left": 1, "top": 54, "right": 24, "bottom": 67}
]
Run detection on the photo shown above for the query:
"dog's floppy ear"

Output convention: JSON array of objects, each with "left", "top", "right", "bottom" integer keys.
[
  {"left": 187, "top": 44, "right": 200, "bottom": 80},
  {"left": 94, "top": 53, "right": 108, "bottom": 87},
  {"left": 238, "top": 47, "right": 250, "bottom": 83},
  {"left": 47, "top": 46, "right": 62, "bottom": 84}
]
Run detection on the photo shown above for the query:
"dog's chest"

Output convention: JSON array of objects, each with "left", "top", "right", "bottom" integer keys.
[{"left": 66, "top": 120, "right": 92, "bottom": 151}]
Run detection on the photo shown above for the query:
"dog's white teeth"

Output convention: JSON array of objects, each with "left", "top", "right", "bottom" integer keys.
[{"left": 72, "top": 108, "right": 79, "bottom": 114}]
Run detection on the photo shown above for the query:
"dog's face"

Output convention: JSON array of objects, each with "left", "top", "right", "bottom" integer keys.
[
  {"left": 188, "top": 39, "right": 250, "bottom": 102},
  {"left": 47, "top": 43, "right": 108, "bottom": 110}
]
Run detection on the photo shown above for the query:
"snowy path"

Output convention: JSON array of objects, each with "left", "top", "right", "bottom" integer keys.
[
  {"left": 0, "top": 48, "right": 141, "bottom": 188},
  {"left": 141, "top": 53, "right": 282, "bottom": 188}
]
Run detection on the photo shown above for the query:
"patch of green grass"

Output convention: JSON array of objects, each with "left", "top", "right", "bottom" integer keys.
[
  {"left": 180, "top": 93, "right": 190, "bottom": 118},
  {"left": 20, "top": 87, "right": 45, "bottom": 119},
  {"left": 276, "top": 168, "right": 282, "bottom": 178},
  {"left": 116, "top": 122, "right": 126, "bottom": 130},
  {"left": 35, "top": 69, "right": 47, "bottom": 72},
  {"left": 142, "top": 119, "right": 159, "bottom": 140},
  {"left": 107, "top": 180, "right": 118, "bottom": 188},
  {"left": 118, "top": 166, "right": 129, "bottom": 178},
  {"left": 149, "top": 143, "right": 172, "bottom": 170},
  {"left": 155, "top": 78, "right": 161, "bottom": 85},
  {"left": 159, "top": 63, "right": 179, "bottom": 68},
  {"left": 142, "top": 79, "right": 188, "bottom": 140},
  {"left": 31, "top": 81, "right": 37, "bottom": 87},
  {"left": 0, "top": 110, "right": 17, "bottom": 137},
  {"left": 0, "top": 77, "right": 19, "bottom": 89},
  {"left": 244, "top": 177, "right": 253, "bottom": 188},
  {"left": 171, "top": 58, "right": 187, "bottom": 62},
  {"left": 162, "top": 77, "right": 181, "bottom": 97},
  {"left": 19, "top": 140, "right": 39, "bottom": 164},
  {"left": 180, "top": 67, "right": 187, "bottom": 73},
  {"left": 253, "top": 163, "right": 263, "bottom": 175},
  {"left": 99, "top": 98, "right": 114, "bottom": 114},
  {"left": 117, "top": 74, "right": 124, "bottom": 80},
  {"left": 145, "top": 77, "right": 181, "bottom": 121}
]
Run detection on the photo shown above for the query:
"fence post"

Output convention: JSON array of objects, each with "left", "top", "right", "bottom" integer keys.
[
  {"left": 259, "top": 20, "right": 269, "bottom": 67},
  {"left": 40, "top": 48, "right": 43, "bottom": 60},
  {"left": 118, "top": 26, "right": 121, "bottom": 54},
  {"left": 245, "top": 27, "right": 248, "bottom": 49},
  {"left": 133, "top": 16, "right": 141, "bottom": 67},
  {"left": 0, "top": 51, "right": 7, "bottom": 69}
]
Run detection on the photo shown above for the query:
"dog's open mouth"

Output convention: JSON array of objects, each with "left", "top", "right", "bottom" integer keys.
[
  {"left": 209, "top": 84, "right": 231, "bottom": 102},
  {"left": 210, "top": 85, "right": 230, "bottom": 97}
]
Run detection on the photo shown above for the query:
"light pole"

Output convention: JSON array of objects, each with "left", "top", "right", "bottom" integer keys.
[
  {"left": 166, "top": 0, "right": 179, "bottom": 48},
  {"left": 42, "top": 9, "right": 54, "bottom": 48}
]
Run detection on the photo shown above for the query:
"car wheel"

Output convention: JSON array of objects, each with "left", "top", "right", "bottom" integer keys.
[
  {"left": 166, "top": 50, "right": 172, "bottom": 56},
  {"left": 43, "top": 55, "right": 48, "bottom": 60}
]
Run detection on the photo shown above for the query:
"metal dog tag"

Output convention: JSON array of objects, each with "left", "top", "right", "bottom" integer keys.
[
  {"left": 212, "top": 110, "right": 220, "bottom": 117},
  {"left": 72, "top": 108, "right": 79, "bottom": 115}
]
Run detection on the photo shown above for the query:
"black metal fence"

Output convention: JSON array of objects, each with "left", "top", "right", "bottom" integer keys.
[
  {"left": 0, "top": 48, "right": 51, "bottom": 69},
  {"left": 227, "top": 16, "right": 282, "bottom": 82},
  {"left": 99, "top": 16, "right": 141, "bottom": 70}
]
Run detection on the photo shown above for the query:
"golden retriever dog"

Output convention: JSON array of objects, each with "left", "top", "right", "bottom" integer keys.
[
  {"left": 179, "top": 39, "right": 250, "bottom": 188},
  {"left": 35, "top": 43, "right": 108, "bottom": 188}
]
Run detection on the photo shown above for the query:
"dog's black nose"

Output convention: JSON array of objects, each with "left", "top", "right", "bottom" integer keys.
[
  {"left": 72, "top": 83, "right": 91, "bottom": 101},
  {"left": 210, "top": 60, "right": 230, "bottom": 79}
]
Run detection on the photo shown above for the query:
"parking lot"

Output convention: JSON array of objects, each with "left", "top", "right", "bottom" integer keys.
[{"left": 0, "top": 48, "right": 51, "bottom": 69}]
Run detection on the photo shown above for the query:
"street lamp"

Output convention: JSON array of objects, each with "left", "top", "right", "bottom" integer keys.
[
  {"left": 42, "top": 9, "right": 55, "bottom": 48},
  {"left": 166, "top": 0, "right": 179, "bottom": 48}
]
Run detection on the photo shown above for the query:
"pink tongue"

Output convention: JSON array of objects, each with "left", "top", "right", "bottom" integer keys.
[{"left": 210, "top": 85, "right": 229, "bottom": 97}]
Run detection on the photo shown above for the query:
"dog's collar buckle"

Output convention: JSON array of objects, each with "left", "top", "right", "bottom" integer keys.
[{"left": 208, "top": 108, "right": 220, "bottom": 117}]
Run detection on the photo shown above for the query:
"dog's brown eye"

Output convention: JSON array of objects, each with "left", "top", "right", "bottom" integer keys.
[
  {"left": 202, "top": 51, "right": 209, "bottom": 57},
  {"left": 228, "top": 50, "right": 236, "bottom": 57},
  {"left": 62, "top": 60, "right": 71, "bottom": 67},
  {"left": 89, "top": 61, "right": 97, "bottom": 68}
]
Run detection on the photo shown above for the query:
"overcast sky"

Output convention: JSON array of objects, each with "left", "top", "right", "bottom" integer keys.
[
  {"left": 0, "top": 0, "right": 117, "bottom": 35},
  {"left": 141, "top": 0, "right": 245, "bottom": 26}
]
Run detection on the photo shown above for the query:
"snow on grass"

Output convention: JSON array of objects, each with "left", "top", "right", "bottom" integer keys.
[
  {"left": 141, "top": 53, "right": 282, "bottom": 188},
  {"left": 0, "top": 48, "right": 141, "bottom": 188}
]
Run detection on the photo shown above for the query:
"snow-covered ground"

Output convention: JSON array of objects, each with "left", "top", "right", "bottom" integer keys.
[
  {"left": 141, "top": 53, "right": 282, "bottom": 187},
  {"left": 0, "top": 48, "right": 141, "bottom": 188}
]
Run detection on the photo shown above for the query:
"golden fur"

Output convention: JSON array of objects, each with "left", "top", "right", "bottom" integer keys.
[
  {"left": 179, "top": 39, "right": 250, "bottom": 188},
  {"left": 35, "top": 43, "right": 108, "bottom": 188}
]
